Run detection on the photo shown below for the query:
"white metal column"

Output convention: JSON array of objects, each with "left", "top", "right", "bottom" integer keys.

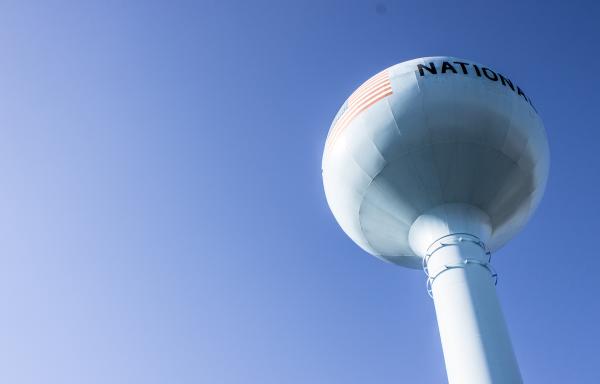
[
  {"left": 408, "top": 204, "right": 522, "bottom": 384},
  {"left": 426, "top": 234, "right": 522, "bottom": 384}
]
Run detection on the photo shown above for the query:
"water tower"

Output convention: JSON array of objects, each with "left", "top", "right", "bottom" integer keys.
[{"left": 322, "top": 57, "right": 549, "bottom": 384}]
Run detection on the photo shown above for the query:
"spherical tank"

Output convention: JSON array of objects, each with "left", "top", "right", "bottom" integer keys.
[{"left": 322, "top": 57, "right": 549, "bottom": 269}]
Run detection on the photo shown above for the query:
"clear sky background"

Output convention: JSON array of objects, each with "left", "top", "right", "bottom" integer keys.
[{"left": 0, "top": 1, "right": 598, "bottom": 383}]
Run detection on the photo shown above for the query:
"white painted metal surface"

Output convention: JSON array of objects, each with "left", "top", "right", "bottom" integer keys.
[
  {"left": 410, "top": 204, "right": 521, "bottom": 384},
  {"left": 322, "top": 57, "right": 549, "bottom": 268},
  {"left": 321, "top": 57, "right": 549, "bottom": 383}
]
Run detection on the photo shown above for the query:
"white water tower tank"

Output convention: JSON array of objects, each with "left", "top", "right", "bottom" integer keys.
[{"left": 322, "top": 57, "right": 549, "bottom": 384}]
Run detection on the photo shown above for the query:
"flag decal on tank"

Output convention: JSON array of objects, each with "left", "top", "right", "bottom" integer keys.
[{"left": 325, "top": 70, "right": 393, "bottom": 153}]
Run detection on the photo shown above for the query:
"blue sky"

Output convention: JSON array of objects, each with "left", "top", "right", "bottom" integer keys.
[{"left": 0, "top": 1, "right": 598, "bottom": 383}]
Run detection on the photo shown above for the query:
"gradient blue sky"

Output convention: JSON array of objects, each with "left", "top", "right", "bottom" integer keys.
[{"left": 0, "top": 1, "right": 598, "bottom": 383}]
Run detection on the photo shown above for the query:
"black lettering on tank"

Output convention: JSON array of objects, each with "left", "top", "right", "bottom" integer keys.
[
  {"left": 528, "top": 97, "right": 538, "bottom": 113},
  {"left": 413, "top": 60, "right": 538, "bottom": 114},
  {"left": 417, "top": 62, "right": 437, "bottom": 76},
  {"left": 482, "top": 67, "right": 498, "bottom": 81},
  {"left": 498, "top": 73, "right": 515, "bottom": 91},
  {"left": 517, "top": 86, "right": 528, "bottom": 102},
  {"left": 441, "top": 61, "right": 457, "bottom": 74},
  {"left": 453, "top": 61, "right": 470, "bottom": 75}
]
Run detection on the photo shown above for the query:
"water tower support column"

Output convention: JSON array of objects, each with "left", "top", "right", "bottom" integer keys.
[{"left": 409, "top": 204, "right": 522, "bottom": 384}]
